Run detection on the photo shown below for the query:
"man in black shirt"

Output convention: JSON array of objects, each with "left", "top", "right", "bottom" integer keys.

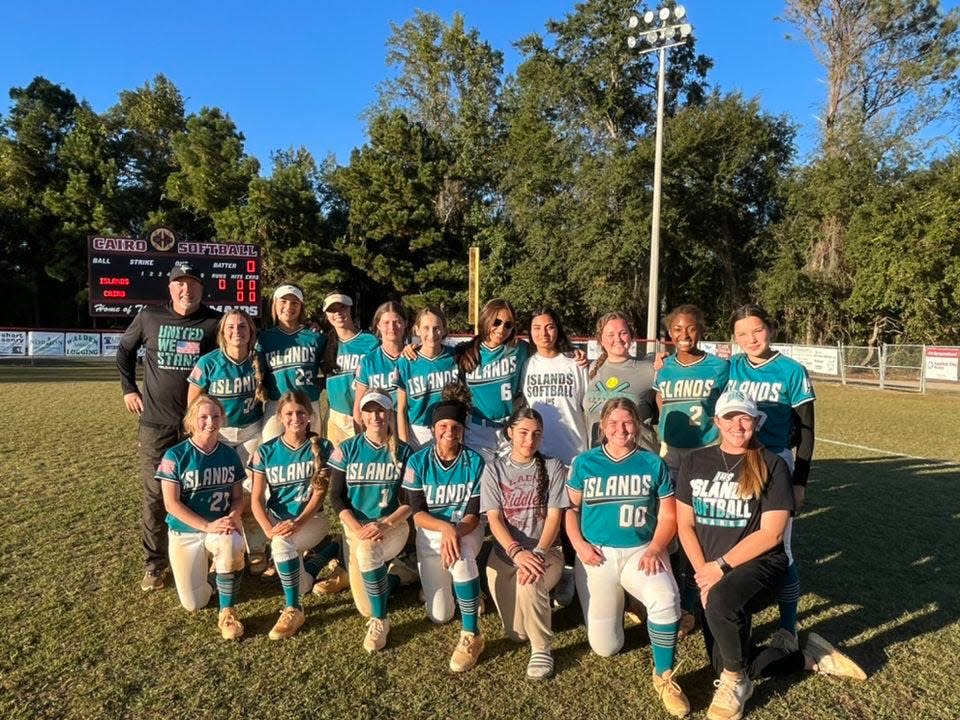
[{"left": 117, "top": 261, "right": 221, "bottom": 591}]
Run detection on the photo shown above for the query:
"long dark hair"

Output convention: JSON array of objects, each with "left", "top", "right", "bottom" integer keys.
[
  {"left": 529, "top": 307, "right": 574, "bottom": 354},
  {"left": 728, "top": 304, "right": 774, "bottom": 336},
  {"left": 502, "top": 407, "right": 549, "bottom": 518},
  {"left": 457, "top": 299, "right": 518, "bottom": 373}
]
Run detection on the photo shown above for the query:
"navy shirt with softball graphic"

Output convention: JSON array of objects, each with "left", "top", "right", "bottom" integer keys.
[
  {"left": 157, "top": 439, "right": 246, "bottom": 533},
  {"left": 248, "top": 435, "right": 334, "bottom": 520},
  {"left": 328, "top": 434, "right": 413, "bottom": 524},
  {"left": 654, "top": 353, "right": 730, "bottom": 449},
  {"left": 464, "top": 340, "right": 530, "bottom": 424},
  {"left": 396, "top": 346, "right": 460, "bottom": 428},
  {"left": 676, "top": 447, "right": 793, "bottom": 561},
  {"left": 256, "top": 326, "right": 327, "bottom": 402},
  {"left": 403, "top": 446, "right": 486, "bottom": 523},
  {"left": 726, "top": 353, "right": 815, "bottom": 454},
  {"left": 326, "top": 330, "right": 380, "bottom": 415},
  {"left": 567, "top": 446, "right": 673, "bottom": 548},
  {"left": 188, "top": 349, "right": 263, "bottom": 428}
]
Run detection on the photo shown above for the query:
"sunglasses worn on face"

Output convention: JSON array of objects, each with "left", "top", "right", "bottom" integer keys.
[{"left": 492, "top": 318, "right": 514, "bottom": 330}]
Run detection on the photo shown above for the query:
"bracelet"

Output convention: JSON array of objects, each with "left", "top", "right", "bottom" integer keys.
[
  {"left": 717, "top": 556, "right": 732, "bottom": 575},
  {"left": 508, "top": 545, "right": 523, "bottom": 559},
  {"left": 505, "top": 541, "right": 521, "bottom": 555}
]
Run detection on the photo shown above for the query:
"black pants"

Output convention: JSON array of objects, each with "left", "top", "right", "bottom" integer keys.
[
  {"left": 702, "top": 552, "right": 805, "bottom": 678},
  {"left": 138, "top": 423, "right": 182, "bottom": 573}
]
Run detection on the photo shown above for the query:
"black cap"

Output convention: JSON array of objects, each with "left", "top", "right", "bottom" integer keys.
[{"left": 169, "top": 261, "right": 202, "bottom": 283}]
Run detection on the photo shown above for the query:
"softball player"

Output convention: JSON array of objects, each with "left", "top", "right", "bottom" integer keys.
[
  {"left": 187, "top": 309, "right": 268, "bottom": 574},
  {"left": 727, "top": 304, "right": 815, "bottom": 653},
  {"left": 566, "top": 397, "right": 689, "bottom": 717},
  {"left": 323, "top": 292, "right": 380, "bottom": 447},
  {"left": 329, "top": 390, "right": 414, "bottom": 652},
  {"left": 248, "top": 390, "right": 337, "bottom": 640},
  {"left": 396, "top": 306, "right": 459, "bottom": 449},
  {"left": 256, "top": 285, "right": 327, "bottom": 441},
  {"left": 676, "top": 390, "right": 863, "bottom": 720},
  {"left": 401, "top": 385, "right": 487, "bottom": 673},
  {"left": 158, "top": 394, "right": 247, "bottom": 640},
  {"left": 481, "top": 407, "right": 569, "bottom": 680},
  {"left": 351, "top": 301, "right": 406, "bottom": 428},
  {"left": 654, "top": 304, "right": 730, "bottom": 636},
  {"left": 584, "top": 312, "right": 658, "bottom": 452},
  {"left": 521, "top": 307, "right": 588, "bottom": 465},
  {"left": 457, "top": 299, "right": 529, "bottom": 459}
]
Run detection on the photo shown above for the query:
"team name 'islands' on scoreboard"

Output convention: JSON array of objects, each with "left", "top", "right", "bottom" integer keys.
[{"left": 87, "top": 234, "right": 262, "bottom": 318}]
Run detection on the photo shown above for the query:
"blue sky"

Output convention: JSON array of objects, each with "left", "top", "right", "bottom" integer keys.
[{"left": 0, "top": 2, "right": 954, "bottom": 168}]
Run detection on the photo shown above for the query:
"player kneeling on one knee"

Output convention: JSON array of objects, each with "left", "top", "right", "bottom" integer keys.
[
  {"left": 159, "top": 394, "right": 247, "bottom": 640},
  {"left": 676, "top": 390, "right": 864, "bottom": 720},
  {"left": 481, "top": 407, "right": 569, "bottom": 680},
  {"left": 249, "top": 390, "right": 336, "bottom": 640},
  {"left": 329, "top": 390, "right": 414, "bottom": 652},
  {"left": 401, "top": 385, "right": 486, "bottom": 673},
  {"left": 566, "top": 398, "right": 690, "bottom": 718}
]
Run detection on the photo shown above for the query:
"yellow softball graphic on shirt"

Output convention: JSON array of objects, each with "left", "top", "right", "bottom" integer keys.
[{"left": 606, "top": 376, "right": 620, "bottom": 390}]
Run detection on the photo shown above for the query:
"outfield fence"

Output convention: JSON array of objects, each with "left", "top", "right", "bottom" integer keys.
[{"left": 2, "top": 327, "right": 958, "bottom": 393}]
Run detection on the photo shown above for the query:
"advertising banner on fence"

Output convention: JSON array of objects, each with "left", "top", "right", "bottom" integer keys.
[
  {"left": 701, "top": 342, "right": 734, "bottom": 360},
  {"left": 0, "top": 330, "right": 27, "bottom": 356},
  {"left": 101, "top": 333, "right": 124, "bottom": 357},
  {"left": 28, "top": 331, "right": 65, "bottom": 356},
  {"left": 791, "top": 346, "right": 840, "bottom": 377},
  {"left": 925, "top": 347, "right": 960, "bottom": 382},
  {"left": 65, "top": 332, "right": 102, "bottom": 356}
]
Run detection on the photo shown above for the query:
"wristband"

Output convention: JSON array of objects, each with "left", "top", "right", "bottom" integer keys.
[
  {"left": 532, "top": 547, "right": 546, "bottom": 558},
  {"left": 717, "top": 556, "right": 732, "bottom": 575},
  {"left": 505, "top": 541, "right": 521, "bottom": 557},
  {"left": 508, "top": 545, "right": 524, "bottom": 559}
]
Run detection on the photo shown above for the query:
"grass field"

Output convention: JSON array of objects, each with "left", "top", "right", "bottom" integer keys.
[{"left": 1, "top": 370, "right": 958, "bottom": 720}]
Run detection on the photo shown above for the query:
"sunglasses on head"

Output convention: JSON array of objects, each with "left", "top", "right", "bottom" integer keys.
[{"left": 492, "top": 318, "right": 514, "bottom": 330}]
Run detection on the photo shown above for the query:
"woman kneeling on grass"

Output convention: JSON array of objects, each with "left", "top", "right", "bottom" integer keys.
[
  {"left": 248, "top": 390, "right": 337, "bottom": 640},
  {"left": 401, "top": 384, "right": 487, "bottom": 673},
  {"left": 481, "top": 407, "right": 568, "bottom": 680},
  {"left": 329, "top": 390, "right": 415, "bottom": 653},
  {"left": 676, "top": 389, "right": 865, "bottom": 720},
  {"left": 158, "top": 394, "right": 247, "bottom": 640}
]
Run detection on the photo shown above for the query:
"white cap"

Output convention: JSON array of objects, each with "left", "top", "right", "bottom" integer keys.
[
  {"left": 273, "top": 284, "right": 304, "bottom": 302},
  {"left": 323, "top": 292, "right": 353, "bottom": 312},
  {"left": 359, "top": 391, "right": 393, "bottom": 411},
  {"left": 714, "top": 389, "right": 759, "bottom": 418}
]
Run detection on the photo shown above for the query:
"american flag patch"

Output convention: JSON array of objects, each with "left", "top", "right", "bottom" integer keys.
[
  {"left": 176, "top": 340, "right": 201, "bottom": 355},
  {"left": 159, "top": 458, "right": 176, "bottom": 475}
]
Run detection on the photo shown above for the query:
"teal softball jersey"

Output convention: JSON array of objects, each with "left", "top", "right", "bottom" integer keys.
[
  {"left": 464, "top": 340, "right": 529, "bottom": 424},
  {"left": 402, "top": 445, "right": 486, "bottom": 523},
  {"left": 326, "top": 330, "right": 380, "bottom": 414},
  {"left": 567, "top": 446, "right": 673, "bottom": 548},
  {"left": 328, "top": 434, "right": 413, "bottom": 524},
  {"left": 396, "top": 347, "right": 460, "bottom": 427},
  {"left": 654, "top": 353, "right": 730, "bottom": 448},
  {"left": 248, "top": 435, "right": 334, "bottom": 520},
  {"left": 157, "top": 439, "right": 246, "bottom": 533},
  {"left": 187, "top": 349, "right": 263, "bottom": 428},
  {"left": 256, "top": 326, "right": 327, "bottom": 402},
  {"left": 726, "top": 352, "right": 815, "bottom": 453},
  {"left": 355, "top": 346, "right": 403, "bottom": 405}
]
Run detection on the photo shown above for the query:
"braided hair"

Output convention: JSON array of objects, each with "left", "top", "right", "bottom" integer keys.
[
  {"left": 589, "top": 311, "right": 636, "bottom": 380},
  {"left": 502, "top": 407, "right": 550, "bottom": 518},
  {"left": 275, "top": 390, "right": 329, "bottom": 497}
]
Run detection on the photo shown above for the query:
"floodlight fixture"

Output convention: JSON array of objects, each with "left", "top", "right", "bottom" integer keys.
[
  {"left": 644, "top": 10, "right": 655, "bottom": 24},
  {"left": 628, "top": 14, "right": 640, "bottom": 29},
  {"left": 674, "top": 5, "right": 686, "bottom": 20}
]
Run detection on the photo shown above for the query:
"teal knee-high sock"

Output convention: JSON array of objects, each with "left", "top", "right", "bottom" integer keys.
[
  {"left": 276, "top": 557, "right": 302, "bottom": 609},
  {"left": 648, "top": 619, "right": 679, "bottom": 675},
  {"left": 778, "top": 562, "right": 800, "bottom": 633},
  {"left": 216, "top": 572, "right": 237, "bottom": 610},
  {"left": 304, "top": 540, "right": 340, "bottom": 579},
  {"left": 361, "top": 565, "right": 389, "bottom": 619},
  {"left": 453, "top": 578, "right": 481, "bottom": 634}
]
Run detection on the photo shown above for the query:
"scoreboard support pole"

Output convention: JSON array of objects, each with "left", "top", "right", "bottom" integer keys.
[{"left": 468, "top": 246, "right": 480, "bottom": 335}]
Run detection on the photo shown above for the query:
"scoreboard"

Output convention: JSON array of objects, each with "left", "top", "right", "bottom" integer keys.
[{"left": 88, "top": 233, "right": 262, "bottom": 318}]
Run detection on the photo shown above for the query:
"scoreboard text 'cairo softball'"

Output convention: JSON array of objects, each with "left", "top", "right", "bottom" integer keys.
[{"left": 87, "top": 229, "right": 262, "bottom": 318}]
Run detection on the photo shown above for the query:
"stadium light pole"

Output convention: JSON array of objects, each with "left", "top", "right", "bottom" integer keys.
[{"left": 627, "top": 5, "right": 692, "bottom": 353}]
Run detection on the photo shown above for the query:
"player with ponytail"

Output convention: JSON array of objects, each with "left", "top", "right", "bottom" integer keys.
[
  {"left": 248, "top": 390, "right": 338, "bottom": 640},
  {"left": 328, "top": 390, "right": 415, "bottom": 652},
  {"left": 481, "top": 407, "right": 569, "bottom": 680}
]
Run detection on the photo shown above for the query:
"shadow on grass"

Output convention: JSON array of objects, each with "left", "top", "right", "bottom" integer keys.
[{"left": 741, "top": 455, "right": 960, "bottom": 713}]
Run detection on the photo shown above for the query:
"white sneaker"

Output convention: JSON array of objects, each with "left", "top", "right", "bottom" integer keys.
[
  {"left": 449, "top": 631, "right": 485, "bottom": 672},
  {"left": 363, "top": 617, "right": 390, "bottom": 653},
  {"left": 707, "top": 674, "right": 753, "bottom": 720}
]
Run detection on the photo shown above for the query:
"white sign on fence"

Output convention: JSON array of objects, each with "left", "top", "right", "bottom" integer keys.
[
  {"left": 65, "top": 332, "right": 101, "bottom": 357},
  {"left": 791, "top": 346, "right": 840, "bottom": 377},
  {"left": 101, "top": 333, "right": 124, "bottom": 357},
  {"left": 0, "top": 330, "right": 28, "bottom": 356},
  {"left": 925, "top": 347, "right": 960, "bottom": 382},
  {"left": 28, "top": 331, "right": 65, "bottom": 356}
]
